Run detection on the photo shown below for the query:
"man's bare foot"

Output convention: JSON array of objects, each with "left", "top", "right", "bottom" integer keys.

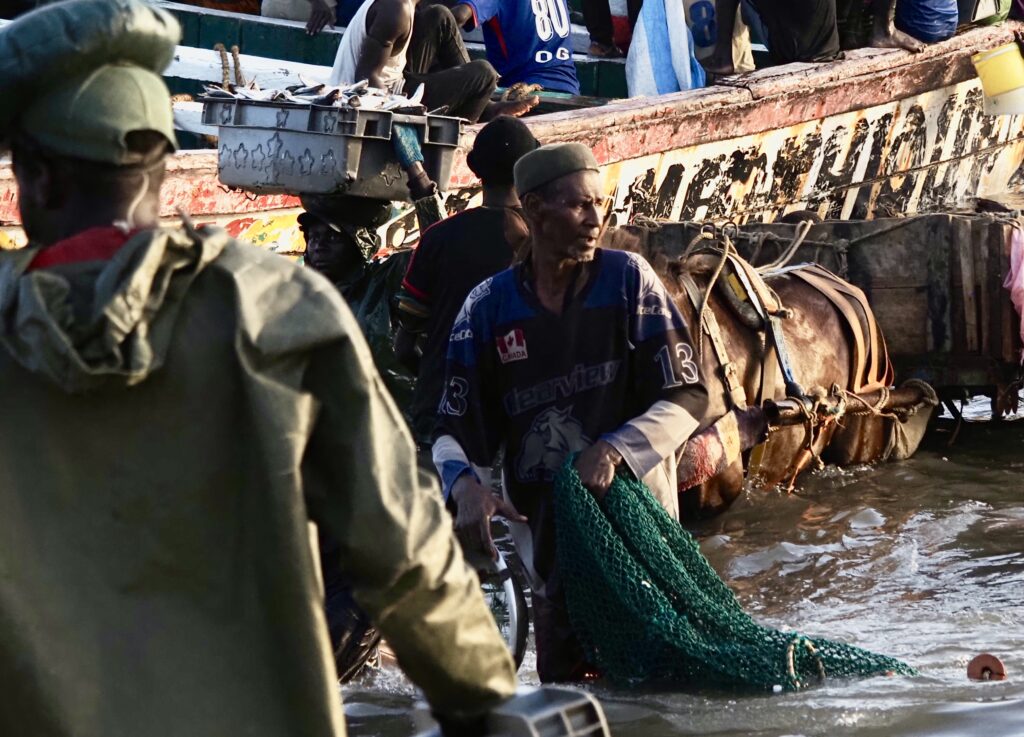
[
  {"left": 869, "top": 26, "right": 927, "bottom": 53},
  {"left": 481, "top": 96, "right": 540, "bottom": 120}
]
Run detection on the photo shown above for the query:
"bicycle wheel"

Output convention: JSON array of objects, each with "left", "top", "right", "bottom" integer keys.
[{"left": 477, "top": 550, "right": 530, "bottom": 670}]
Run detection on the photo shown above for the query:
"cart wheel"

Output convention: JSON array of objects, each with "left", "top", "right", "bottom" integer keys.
[{"left": 478, "top": 550, "right": 530, "bottom": 671}]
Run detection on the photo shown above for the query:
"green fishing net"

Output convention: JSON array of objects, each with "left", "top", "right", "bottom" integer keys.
[{"left": 553, "top": 461, "right": 916, "bottom": 691}]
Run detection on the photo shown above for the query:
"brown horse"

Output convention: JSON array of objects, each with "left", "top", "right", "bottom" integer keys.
[{"left": 605, "top": 227, "right": 936, "bottom": 519}]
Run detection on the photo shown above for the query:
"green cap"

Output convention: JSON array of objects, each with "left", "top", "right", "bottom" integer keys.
[
  {"left": 22, "top": 64, "right": 176, "bottom": 165},
  {"left": 514, "top": 142, "right": 599, "bottom": 197},
  {"left": 0, "top": 0, "right": 180, "bottom": 164}
]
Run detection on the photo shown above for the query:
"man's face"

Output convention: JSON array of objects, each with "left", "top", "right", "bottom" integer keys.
[
  {"left": 526, "top": 170, "right": 604, "bottom": 263},
  {"left": 301, "top": 217, "right": 363, "bottom": 282}
]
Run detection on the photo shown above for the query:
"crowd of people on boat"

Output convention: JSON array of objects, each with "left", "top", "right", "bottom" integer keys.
[
  {"left": 254, "top": 0, "right": 1021, "bottom": 99},
  {"left": 2, "top": 0, "right": 1019, "bottom": 102}
]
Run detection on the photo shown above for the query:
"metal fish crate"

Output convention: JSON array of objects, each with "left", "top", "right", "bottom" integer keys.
[{"left": 202, "top": 97, "right": 463, "bottom": 201}]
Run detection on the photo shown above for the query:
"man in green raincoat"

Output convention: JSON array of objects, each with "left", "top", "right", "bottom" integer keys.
[{"left": 0, "top": 1, "right": 516, "bottom": 735}]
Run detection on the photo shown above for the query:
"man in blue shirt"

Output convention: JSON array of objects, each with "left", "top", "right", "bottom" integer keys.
[
  {"left": 439, "top": 0, "right": 580, "bottom": 95},
  {"left": 433, "top": 143, "right": 708, "bottom": 681}
]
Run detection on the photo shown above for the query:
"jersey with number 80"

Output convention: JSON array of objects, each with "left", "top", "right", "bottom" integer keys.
[{"left": 466, "top": 0, "right": 580, "bottom": 95}]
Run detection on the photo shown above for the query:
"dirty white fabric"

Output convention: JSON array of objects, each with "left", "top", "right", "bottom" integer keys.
[{"left": 684, "top": 0, "right": 755, "bottom": 73}]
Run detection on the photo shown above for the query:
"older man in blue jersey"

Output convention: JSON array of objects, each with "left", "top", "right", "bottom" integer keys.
[
  {"left": 436, "top": 0, "right": 580, "bottom": 95},
  {"left": 432, "top": 143, "right": 708, "bottom": 682}
]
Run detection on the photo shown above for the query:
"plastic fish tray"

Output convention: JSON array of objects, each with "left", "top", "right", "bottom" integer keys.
[{"left": 202, "top": 97, "right": 463, "bottom": 201}]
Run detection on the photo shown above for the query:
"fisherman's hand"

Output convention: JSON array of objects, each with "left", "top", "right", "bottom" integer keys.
[
  {"left": 452, "top": 474, "right": 527, "bottom": 561},
  {"left": 574, "top": 440, "right": 622, "bottom": 500},
  {"left": 306, "top": 0, "right": 334, "bottom": 35}
]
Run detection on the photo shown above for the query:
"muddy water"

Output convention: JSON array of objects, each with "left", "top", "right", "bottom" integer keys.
[{"left": 341, "top": 414, "right": 1024, "bottom": 737}]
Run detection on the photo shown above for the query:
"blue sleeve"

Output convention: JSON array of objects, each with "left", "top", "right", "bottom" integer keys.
[{"left": 463, "top": 0, "right": 500, "bottom": 24}]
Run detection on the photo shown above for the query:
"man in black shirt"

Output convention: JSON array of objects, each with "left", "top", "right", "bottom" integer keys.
[{"left": 396, "top": 117, "right": 540, "bottom": 445}]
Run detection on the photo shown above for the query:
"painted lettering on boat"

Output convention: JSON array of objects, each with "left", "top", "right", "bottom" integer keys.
[
  {"left": 374, "top": 79, "right": 1024, "bottom": 251},
  {"left": 602, "top": 81, "right": 1024, "bottom": 227}
]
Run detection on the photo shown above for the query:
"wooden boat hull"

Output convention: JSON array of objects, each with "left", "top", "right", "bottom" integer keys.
[{"left": 2, "top": 25, "right": 1022, "bottom": 254}]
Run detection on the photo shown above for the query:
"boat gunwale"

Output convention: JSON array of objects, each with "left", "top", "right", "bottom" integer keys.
[{"left": 0, "top": 22, "right": 1020, "bottom": 221}]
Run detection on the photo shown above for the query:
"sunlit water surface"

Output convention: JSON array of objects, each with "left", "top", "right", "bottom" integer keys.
[{"left": 341, "top": 413, "right": 1024, "bottom": 737}]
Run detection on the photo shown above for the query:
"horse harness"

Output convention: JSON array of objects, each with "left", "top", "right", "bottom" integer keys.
[{"left": 678, "top": 250, "right": 894, "bottom": 412}]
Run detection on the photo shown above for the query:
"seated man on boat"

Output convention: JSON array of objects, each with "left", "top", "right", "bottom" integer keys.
[
  {"left": 705, "top": 0, "right": 936, "bottom": 76},
  {"left": 706, "top": 0, "right": 841, "bottom": 73},
  {"left": 0, "top": 0, "right": 520, "bottom": 734},
  {"left": 869, "top": 0, "right": 949, "bottom": 49},
  {"left": 395, "top": 116, "right": 540, "bottom": 451},
  {"left": 434, "top": 0, "right": 581, "bottom": 95},
  {"left": 329, "top": 0, "right": 538, "bottom": 121},
  {"left": 432, "top": 142, "right": 709, "bottom": 681}
]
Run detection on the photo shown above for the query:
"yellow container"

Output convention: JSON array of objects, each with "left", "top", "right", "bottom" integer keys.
[{"left": 973, "top": 43, "right": 1024, "bottom": 97}]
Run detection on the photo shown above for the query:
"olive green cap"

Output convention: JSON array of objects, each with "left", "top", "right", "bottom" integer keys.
[
  {"left": 513, "top": 142, "right": 600, "bottom": 197},
  {"left": 22, "top": 64, "right": 177, "bottom": 165},
  {"left": 0, "top": 0, "right": 180, "bottom": 164}
]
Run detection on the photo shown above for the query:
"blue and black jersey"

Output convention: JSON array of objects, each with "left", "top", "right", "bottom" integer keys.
[
  {"left": 436, "top": 248, "right": 707, "bottom": 583},
  {"left": 464, "top": 0, "right": 580, "bottom": 95}
]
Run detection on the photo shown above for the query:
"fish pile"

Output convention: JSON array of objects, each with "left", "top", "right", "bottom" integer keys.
[{"left": 201, "top": 77, "right": 429, "bottom": 113}]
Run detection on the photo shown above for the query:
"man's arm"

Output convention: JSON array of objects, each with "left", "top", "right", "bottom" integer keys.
[
  {"left": 305, "top": 0, "right": 336, "bottom": 36},
  {"left": 433, "top": 281, "right": 522, "bottom": 558},
  {"left": 355, "top": 0, "right": 413, "bottom": 89},
  {"left": 433, "top": 434, "right": 526, "bottom": 559},
  {"left": 392, "top": 226, "right": 439, "bottom": 372},
  {"left": 302, "top": 319, "right": 516, "bottom": 718},
  {"left": 449, "top": 2, "right": 474, "bottom": 27}
]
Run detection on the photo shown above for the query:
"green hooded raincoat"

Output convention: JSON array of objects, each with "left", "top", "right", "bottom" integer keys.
[{"left": 0, "top": 223, "right": 516, "bottom": 736}]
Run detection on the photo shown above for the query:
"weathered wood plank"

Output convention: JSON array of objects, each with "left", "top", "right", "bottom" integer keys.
[
  {"left": 977, "top": 220, "right": 993, "bottom": 355},
  {"left": 957, "top": 218, "right": 979, "bottom": 352}
]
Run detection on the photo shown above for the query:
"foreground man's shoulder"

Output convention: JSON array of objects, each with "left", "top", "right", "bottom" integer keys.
[
  {"left": 210, "top": 234, "right": 343, "bottom": 302},
  {"left": 195, "top": 230, "right": 360, "bottom": 350}
]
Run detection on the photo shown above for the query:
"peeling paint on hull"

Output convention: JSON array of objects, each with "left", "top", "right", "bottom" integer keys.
[{"left": 601, "top": 79, "right": 1024, "bottom": 226}]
